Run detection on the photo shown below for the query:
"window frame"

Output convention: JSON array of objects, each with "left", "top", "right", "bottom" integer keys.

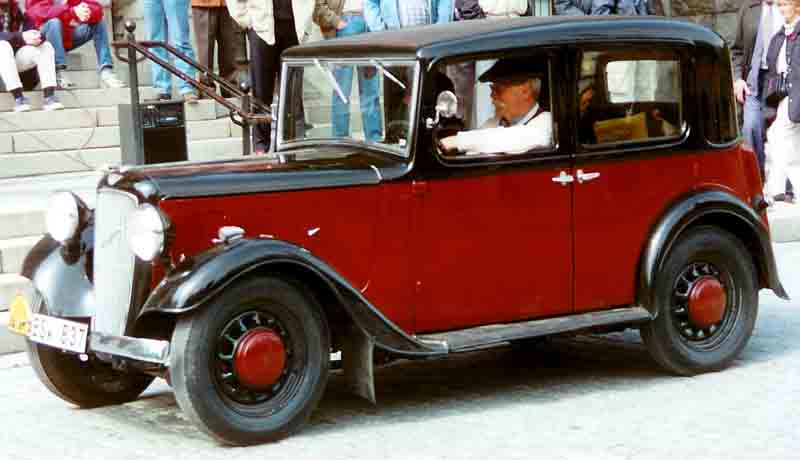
[
  {"left": 429, "top": 48, "right": 569, "bottom": 168},
  {"left": 574, "top": 44, "right": 693, "bottom": 156}
]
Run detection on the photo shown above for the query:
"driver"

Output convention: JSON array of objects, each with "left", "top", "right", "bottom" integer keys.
[{"left": 439, "top": 58, "right": 553, "bottom": 155}]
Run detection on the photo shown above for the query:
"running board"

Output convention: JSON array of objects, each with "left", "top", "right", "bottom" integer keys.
[{"left": 417, "top": 307, "right": 653, "bottom": 353}]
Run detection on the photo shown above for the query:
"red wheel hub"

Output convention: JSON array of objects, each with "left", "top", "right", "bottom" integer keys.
[
  {"left": 233, "top": 327, "right": 286, "bottom": 391},
  {"left": 687, "top": 276, "right": 727, "bottom": 329}
]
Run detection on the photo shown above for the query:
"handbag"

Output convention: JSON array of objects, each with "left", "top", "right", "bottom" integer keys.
[{"left": 765, "top": 72, "right": 789, "bottom": 108}]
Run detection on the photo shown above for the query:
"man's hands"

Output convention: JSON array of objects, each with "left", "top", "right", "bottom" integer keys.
[
  {"left": 734, "top": 79, "right": 751, "bottom": 105},
  {"left": 22, "top": 30, "right": 42, "bottom": 46},
  {"left": 73, "top": 2, "right": 92, "bottom": 22}
]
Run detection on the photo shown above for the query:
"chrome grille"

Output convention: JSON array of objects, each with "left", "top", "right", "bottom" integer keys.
[{"left": 93, "top": 189, "right": 138, "bottom": 336}]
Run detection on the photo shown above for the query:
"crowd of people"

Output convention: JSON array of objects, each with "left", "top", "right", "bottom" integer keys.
[
  {"left": 734, "top": 0, "right": 800, "bottom": 206},
  {"left": 0, "top": 0, "right": 796, "bottom": 189}
]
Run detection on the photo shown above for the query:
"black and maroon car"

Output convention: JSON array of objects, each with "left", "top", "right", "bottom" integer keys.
[{"left": 7, "top": 16, "right": 787, "bottom": 445}]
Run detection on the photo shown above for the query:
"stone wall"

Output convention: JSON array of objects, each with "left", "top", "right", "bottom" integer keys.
[{"left": 669, "top": 0, "right": 747, "bottom": 45}]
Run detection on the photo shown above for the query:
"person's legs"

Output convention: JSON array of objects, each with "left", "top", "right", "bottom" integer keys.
[
  {"left": 24, "top": 42, "right": 57, "bottom": 90},
  {"left": 332, "top": 64, "right": 355, "bottom": 137},
  {"left": 163, "top": 0, "right": 197, "bottom": 95},
  {"left": 218, "top": 6, "right": 244, "bottom": 94},
  {"left": 742, "top": 93, "right": 766, "bottom": 179},
  {"left": 143, "top": 0, "right": 171, "bottom": 95},
  {"left": 192, "top": 7, "right": 214, "bottom": 89},
  {"left": 247, "top": 29, "right": 279, "bottom": 152},
  {"left": 39, "top": 19, "right": 66, "bottom": 68},
  {"left": 0, "top": 41, "right": 23, "bottom": 91},
  {"left": 70, "top": 22, "right": 123, "bottom": 87},
  {"left": 765, "top": 100, "right": 793, "bottom": 199}
]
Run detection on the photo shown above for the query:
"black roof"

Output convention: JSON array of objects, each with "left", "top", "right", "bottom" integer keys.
[{"left": 284, "top": 16, "right": 725, "bottom": 61}]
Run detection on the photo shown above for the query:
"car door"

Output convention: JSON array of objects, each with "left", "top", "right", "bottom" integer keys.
[
  {"left": 571, "top": 44, "right": 696, "bottom": 312},
  {"left": 412, "top": 51, "right": 574, "bottom": 333}
]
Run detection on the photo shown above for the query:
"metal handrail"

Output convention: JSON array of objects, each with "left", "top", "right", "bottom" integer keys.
[{"left": 111, "top": 20, "right": 268, "bottom": 156}]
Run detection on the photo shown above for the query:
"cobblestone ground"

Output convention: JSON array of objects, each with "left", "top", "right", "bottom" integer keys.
[{"left": 1, "top": 244, "right": 799, "bottom": 460}]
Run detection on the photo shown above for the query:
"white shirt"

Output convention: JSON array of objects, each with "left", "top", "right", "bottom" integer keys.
[
  {"left": 342, "top": 0, "right": 363, "bottom": 13},
  {"left": 454, "top": 103, "right": 554, "bottom": 155},
  {"left": 778, "top": 18, "right": 800, "bottom": 75}
]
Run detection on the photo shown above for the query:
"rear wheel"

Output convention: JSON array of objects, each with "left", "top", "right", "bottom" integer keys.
[
  {"left": 27, "top": 300, "right": 154, "bottom": 408},
  {"left": 640, "top": 226, "right": 758, "bottom": 375},
  {"left": 170, "top": 276, "right": 330, "bottom": 445}
]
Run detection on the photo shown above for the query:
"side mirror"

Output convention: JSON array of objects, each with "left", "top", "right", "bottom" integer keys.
[{"left": 426, "top": 91, "right": 458, "bottom": 129}]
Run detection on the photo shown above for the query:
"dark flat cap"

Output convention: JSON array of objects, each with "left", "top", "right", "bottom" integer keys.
[{"left": 478, "top": 57, "right": 547, "bottom": 83}]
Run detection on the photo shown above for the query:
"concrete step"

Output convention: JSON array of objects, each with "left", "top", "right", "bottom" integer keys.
[
  {"left": 0, "top": 87, "right": 160, "bottom": 112},
  {"left": 0, "top": 236, "right": 42, "bottom": 275},
  {"left": 0, "top": 312, "right": 26, "bottom": 355},
  {"left": 0, "top": 274, "right": 31, "bottom": 312},
  {"left": 768, "top": 203, "right": 800, "bottom": 243},
  {"left": 0, "top": 137, "right": 245, "bottom": 178},
  {"left": 4, "top": 118, "right": 233, "bottom": 154}
]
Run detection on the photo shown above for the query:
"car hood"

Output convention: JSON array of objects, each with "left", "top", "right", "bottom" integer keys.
[{"left": 99, "top": 146, "right": 411, "bottom": 202}]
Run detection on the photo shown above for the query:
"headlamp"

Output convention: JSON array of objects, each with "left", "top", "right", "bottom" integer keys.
[
  {"left": 127, "top": 204, "right": 167, "bottom": 261},
  {"left": 45, "top": 192, "right": 87, "bottom": 243}
]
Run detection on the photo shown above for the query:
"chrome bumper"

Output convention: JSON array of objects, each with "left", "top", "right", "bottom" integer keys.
[{"left": 89, "top": 331, "right": 170, "bottom": 366}]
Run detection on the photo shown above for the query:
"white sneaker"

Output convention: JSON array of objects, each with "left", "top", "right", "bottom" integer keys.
[
  {"left": 42, "top": 96, "right": 65, "bottom": 111},
  {"left": 100, "top": 68, "right": 126, "bottom": 88},
  {"left": 13, "top": 96, "right": 31, "bottom": 112},
  {"left": 56, "top": 70, "right": 75, "bottom": 89}
]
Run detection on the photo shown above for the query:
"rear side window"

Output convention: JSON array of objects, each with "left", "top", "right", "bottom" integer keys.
[
  {"left": 696, "top": 47, "right": 738, "bottom": 145},
  {"left": 578, "top": 49, "right": 684, "bottom": 147}
]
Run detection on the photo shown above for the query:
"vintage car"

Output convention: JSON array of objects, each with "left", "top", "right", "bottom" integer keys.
[{"left": 6, "top": 16, "right": 788, "bottom": 445}]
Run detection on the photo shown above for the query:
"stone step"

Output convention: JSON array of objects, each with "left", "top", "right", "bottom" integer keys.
[
  {"left": 0, "top": 236, "right": 41, "bottom": 275},
  {"left": 0, "top": 210, "right": 45, "bottom": 241},
  {"left": 768, "top": 204, "right": 800, "bottom": 243},
  {"left": 0, "top": 274, "right": 32, "bottom": 312},
  {"left": 0, "top": 87, "right": 160, "bottom": 112},
  {"left": 4, "top": 118, "right": 233, "bottom": 154},
  {"left": 0, "top": 137, "right": 245, "bottom": 178}
]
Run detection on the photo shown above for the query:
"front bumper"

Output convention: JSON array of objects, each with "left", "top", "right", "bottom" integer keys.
[{"left": 90, "top": 331, "right": 170, "bottom": 365}]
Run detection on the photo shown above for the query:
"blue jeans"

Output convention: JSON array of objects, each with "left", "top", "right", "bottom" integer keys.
[
  {"left": 332, "top": 15, "right": 382, "bottom": 142},
  {"left": 40, "top": 19, "right": 114, "bottom": 70},
  {"left": 143, "top": 0, "right": 197, "bottom": 95}
]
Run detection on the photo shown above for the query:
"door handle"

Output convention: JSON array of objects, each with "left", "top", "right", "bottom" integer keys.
[
  {"left": 551, "top": 171, "right": 574, "bottom": 186},
  {"left": 576, "top": 169, "right": 600, "bottom": 184}
]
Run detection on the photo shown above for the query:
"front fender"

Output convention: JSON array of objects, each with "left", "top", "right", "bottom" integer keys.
[
  {"left": 21, "top": 225, "right": 96, "bottom": 318},
  {"left": 139, "top": 238, "right": 447, "bottom": 357},
  {"left": 639, "top": 189, "right": 789, "bottom": 315}
]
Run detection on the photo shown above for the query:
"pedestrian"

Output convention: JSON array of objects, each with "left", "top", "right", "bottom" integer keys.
[
  {"left": 0, "top": 0, "right": 63, "bottom": 111},
  {"left": 364, "top": 0, "right": 453, "bottom": 140},
  {"left": 143, "top": 0, "right": 199, "bottom": 102},
  {"left": 226, "top": 0, "right": 315, "bottom": 154},
  {"left": 192, "top": 0, "right": 245, "bottom": 98},
  {"left": 26, "top": 0, "right": 125, "bottom": 89},
  {"left": 763, "top": 0, "right": 800, "bottom": 204},
  {"left": 733, "top": 0, "right": 784, "bottom": 182},
  {"left": 314, "top": 0, "right": 382, "bottom": 142},
  {"left": 591, "top": 0, "right": 662, "bottom": 15},
  {"left": 554, "top": 0, "right": 591, "bottom": 15}
]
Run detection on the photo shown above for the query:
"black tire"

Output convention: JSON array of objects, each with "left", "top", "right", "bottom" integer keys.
[
  {"left": 640, "top": 226, "right": 758, "bottom": 375},
  {"left": 26, "top": 300, "right": 154, "bottom": 408},
  {"left": 170, "top": 276, "right": 330, "bottom": 445}
]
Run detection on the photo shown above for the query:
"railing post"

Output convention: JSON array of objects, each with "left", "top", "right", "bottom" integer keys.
[
  {"left": 125, "top": 20, "right": 145, "bottom": 165},
  {"left": 240, "top": 81, "right": 251, "bottom": 156}
]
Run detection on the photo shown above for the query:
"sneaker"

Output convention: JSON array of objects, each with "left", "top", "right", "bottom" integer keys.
[
  {"left": 56, "top": 70, "right": 75, "bottom": 89},
  {"left": 13, "top": 96, "right": 31, "bottom": 112},
  {"left": 100, "top": 68, "right": 125, "bottom": 88},
  {"left": 42, "top": 96, "right": 64, "bottom": 111},
  {"left": 183, "top": 92, "right": 199, "bottom": 104}
]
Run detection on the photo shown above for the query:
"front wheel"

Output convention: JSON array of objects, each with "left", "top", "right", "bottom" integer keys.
[
  {"left": 27, "top": 301, "right": 154, "bottom": 408},
  {"left": 170, "top": 276, "right": 330, "bottom": 445},
  {"left": 640, "top": 226, "right": 759, "bottom": 375}
]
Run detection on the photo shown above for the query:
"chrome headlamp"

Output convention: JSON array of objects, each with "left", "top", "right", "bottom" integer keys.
[
  {"left": 127, "top": 204, "right": 168, "bottom": 261},
  {"left": 45, "top": 192, "right": 89, "bottom": 243}
]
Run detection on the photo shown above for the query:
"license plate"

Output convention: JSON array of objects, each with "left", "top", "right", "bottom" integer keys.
[{"left": 28, "top": 314, "right": 89, "bottom": 354}]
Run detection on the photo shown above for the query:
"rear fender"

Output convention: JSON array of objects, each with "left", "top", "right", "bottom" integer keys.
[{"left": 138, "top": 238, "right": 447, "bottom": 357}]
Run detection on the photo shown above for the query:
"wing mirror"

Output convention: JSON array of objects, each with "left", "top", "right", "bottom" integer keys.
[{"left": 426, "top": 91, "right": 458, "bottom": 129}]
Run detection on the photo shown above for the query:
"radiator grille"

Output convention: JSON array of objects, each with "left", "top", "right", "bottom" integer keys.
[{"left": 92, "top": 189, "right": 138, "bottom": 336}]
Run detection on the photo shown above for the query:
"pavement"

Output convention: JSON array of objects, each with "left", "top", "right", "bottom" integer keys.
[{"left": 0, "top": 242, "right": 797, "bottom": 459}]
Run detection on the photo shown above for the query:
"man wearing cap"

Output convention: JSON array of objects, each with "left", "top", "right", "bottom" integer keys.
[{"left": 439, "top": 58, "right": 553, "bottom": 155}]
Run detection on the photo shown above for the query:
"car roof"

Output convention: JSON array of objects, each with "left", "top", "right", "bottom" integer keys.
[{"left": 284, "top": 16, "right": 725, "bottom": 61}]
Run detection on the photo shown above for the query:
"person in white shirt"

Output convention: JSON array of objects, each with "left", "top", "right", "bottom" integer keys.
[{"left": 439, "top": 58, "right": 553, "bottom": 155}]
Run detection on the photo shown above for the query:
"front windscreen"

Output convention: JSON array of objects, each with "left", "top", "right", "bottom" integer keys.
[{"left": 281, "top": 60, "right": 417, "bottom": 157}]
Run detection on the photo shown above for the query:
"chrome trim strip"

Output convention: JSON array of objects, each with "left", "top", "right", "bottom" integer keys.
[
  {"left": 420, "top": 307, "right": 653, "bottom": 353},
  {"left": 89, "top": 331, "right": 170, "bottom": 365}
]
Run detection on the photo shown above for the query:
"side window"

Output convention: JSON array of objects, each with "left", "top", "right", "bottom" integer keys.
[
  {"left": 578, "top": 49, "right": 684, "bottom": 147},
  {"left": 434, "top": 53, "right": 557, "bottom": 160}
]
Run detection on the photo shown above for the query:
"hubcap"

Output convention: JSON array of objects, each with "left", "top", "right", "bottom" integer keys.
[
  {"left": 214, "top": 311, "right": 293, "bottom": 405},
  {"left": 671, "top": 262, "right": 730, "bottom": 342},
  {"left": 687, "top": 276, "right": 727, "bottom": 329},
  {"left": 233, "top": 328, "right": 286, "bottom": 391}
]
